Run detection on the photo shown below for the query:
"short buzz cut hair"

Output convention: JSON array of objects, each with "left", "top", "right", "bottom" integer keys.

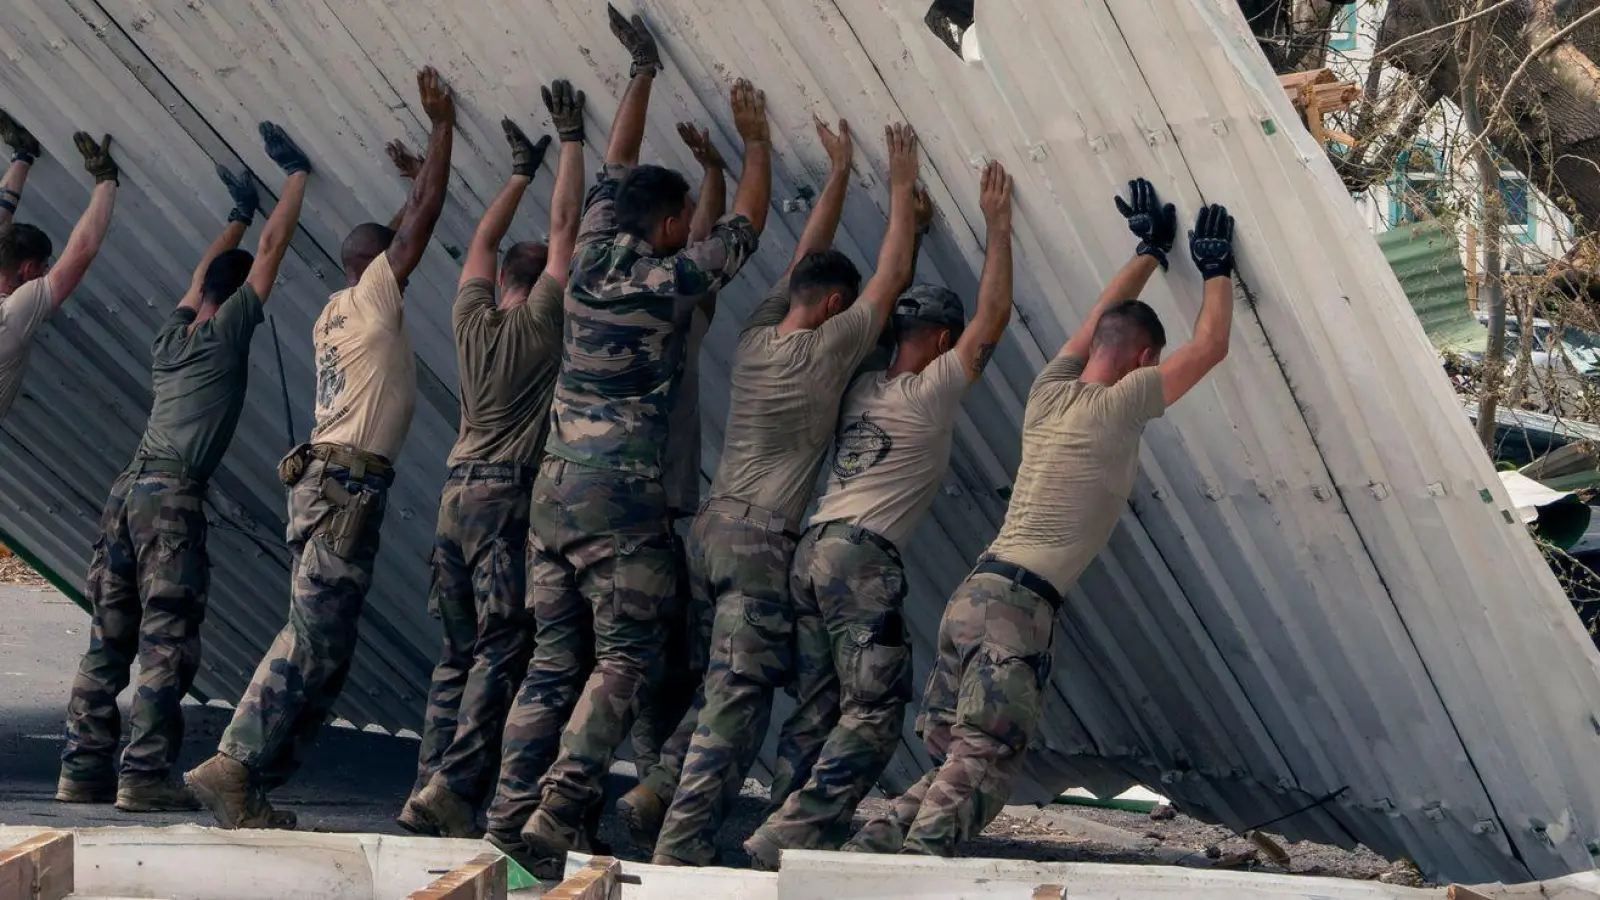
[
  {"left": 789, "top": 250, "right": 862, "bottom": 307},
  {"left": 503, "top": 241, "right": 549, "bottom": 291},
  {"left": 0, "top": 223, "right": 52, "bottom": 276},
  {"left": 202, "top": 248, "right": 255, "bottom": 303},
  {"left": 614, "top": 165, "right": 691, "bottom": 239},
  {"left": 1091, "top": 299, "right": 1167, "bottom": 353}
]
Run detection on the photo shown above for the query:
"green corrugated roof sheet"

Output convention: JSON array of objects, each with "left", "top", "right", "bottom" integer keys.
[{"left": 1377, "top": 219, "right": 1485, "bottom": 355}]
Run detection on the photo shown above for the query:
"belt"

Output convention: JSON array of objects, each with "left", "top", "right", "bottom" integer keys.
[
  {"left": 972, "top": 557, "right": 1063, "bottom": 613},
  {"left": 812, "top": 520, "right": 902, "bottom": 566},
  {"left": 309, "top": 443, "right": 394, "bottom": 484},
  {"left": 700, "top": 498, "right": 801, "bottom": 542},
  {"left": 448, "top": 461, "right": 539, "bottom": 485},
  {"left": 127, "top": 457, "right": 187, "bottom": 477}
]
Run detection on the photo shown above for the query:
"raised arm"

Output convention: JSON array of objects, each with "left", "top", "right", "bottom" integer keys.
[
  {"left": 247, "top": 121, "right": 314, "bottom": 303},
  {"left": 606, "top": 5, "right": 661, "bottom": 167},
  {"left": 179, "top": 163, "right": 254, "bottom": 311},
  {"left": 544, "top": 79, "right": 588, "bottom": 279},
  {"left": 44, "top": 133, "right": 119, "bottom": 309},
  {"left": 0, "top": 111, "right": 41, "bottom": 233},
  {"left": 785, "top": 117, "right": 853, "bottom": 276},
  {"left": 678, "top": 123, "right": 726, "bottom": 243},
  {"left": 384, "top": 139, "right": 422, "bottom": 233},
  {"left": 460, "top": 120, "right": 550, "bottom": 288},
  {"left": 955, "top": 160, "right": 1014, "bottom": 382},
  {"left": 1159, "top": 204, "right": 1236, "bottom": 406},
  {"left": 729, "top": 79, "right": 772, "bottom": 235},
  {"left": 1061, "top": 177, "right": 1176, "bottom": 361},
  {"left": 854, "top": 123, "right": 920, "bottom": 332},
  {"left": 386, "top": 66, "right": 456, "bottom": 283}
]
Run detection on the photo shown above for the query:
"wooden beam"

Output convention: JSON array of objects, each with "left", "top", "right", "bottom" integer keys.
[
  {"left": 1032, "top": 886, "right": 1066, "bottom": 900},
  {"left": 1446, "top": 887, "right": 1493, "bottom": 900},
  {"left": 1279, "top": 67, "right": 1337, "bottom": 91},
  {"left": 407, "top": 852, "right": 507, "bottom": 900},
  {"left": 0, "top": 831, "right": 74, "bottom": 900},
  {"left": 544, "top": 856, "right": 622, "bottom": 900}
]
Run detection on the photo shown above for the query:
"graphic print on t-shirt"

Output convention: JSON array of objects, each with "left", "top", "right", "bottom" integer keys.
[
  {"left": 832, "top": 411, "right": 892, "bottom": 480},
  {"left": 315, "top": 342, "right": 346, "bottom": 420}
]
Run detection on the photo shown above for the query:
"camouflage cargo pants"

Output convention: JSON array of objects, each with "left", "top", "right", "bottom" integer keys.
[
  {"left": 627, "top": 521, "right": 699, "bottom": 775},
  {"left": 217, "top": 456, "right": 390, "bottom": 791},
  {"left": 845, "top": 571, "right": 1054, "bottom": 857},
  {"left": 412, "top": 463, "right": 534, "bottom": 804},
  {"left": 485, "top": 457, "right": 673, "bottom": 839},
  {"left": 752, "top": 521, "right": 911, "bottom": 853},
  {"left": 62, "top": 468, "right": 209, "bottom": 784},
  {"left": 652, "top": 504, "right": 801, "bottom": 866}
]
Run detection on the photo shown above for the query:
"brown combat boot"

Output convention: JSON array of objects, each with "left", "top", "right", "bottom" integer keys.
[
  {"left": 614, "top": 784, "right": 668, "bottom": 853},
  {"left": 116, "top": 778, "right": 201, "bottom": 812},
  {"left": 410, "top": 782, "right": 482, "bottom": 839},
  {"left": 520, "top": 805, "right": 588, "bottom": 866},
  {"left": 184, "top": 753, "right": 253, "bottom": 828},
  {"left": 55, "top": 774, "right": 115, "bottom": 804},
  {"left": 743, "top": 829, "right": 783, "bottom": 871},
  {"left": 841, "top": 815, "right": 907, "bottom": 854},
  {"left": 241, "top": 788, "right": 297, "bottom": 830},
  {"left": 395, "top": 795, "right": 436, "bottom": 835}
]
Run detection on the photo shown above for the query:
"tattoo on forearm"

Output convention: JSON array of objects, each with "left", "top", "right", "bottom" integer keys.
[{"left": 974, "top": 342, "right": 996, "bottom": 374}]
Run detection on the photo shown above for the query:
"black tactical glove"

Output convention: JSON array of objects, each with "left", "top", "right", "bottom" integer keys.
[
  {"left": 1188, "top": 203, "right": 1236, "bottom": 280},
  {"left": 502, "top": 119, "right": 552, "bottom": 179},
  {"left": 0, "top": 111, "right": 41, "bottom": 165},
  {"left": 1114, "top": 177, "right": 1176, "bottom": 270},
  {"left": 259, "top": 121, "right": 311, "bottom": 175},
  {"left": 73, "top": 132, "right": 118, "bottom": 184},
  {"left": 216, "top": 164, "right": 259, "bottom": 225},
  {"left": 609, "top": 4, "right": 662, "bottom": 77},
  {"left": 543, "top": 79, "right": 587, "bottom": 144}
]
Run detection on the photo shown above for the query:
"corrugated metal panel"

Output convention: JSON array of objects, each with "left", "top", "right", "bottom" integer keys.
[
  {"left": 1377, "top": 219, "right": 1483, "bottom": 355},
  {"left": 2, "top": 0, "right": 1599, "bottom": 884}
]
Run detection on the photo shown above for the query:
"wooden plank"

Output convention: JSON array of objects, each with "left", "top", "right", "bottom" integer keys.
[
  {"left": 1278, "top": 67, "right": 1336, "bottom": 91},
  {"left": 1032, "top": 886, "right": 1065, "bottom": 900},
  {"left": 1447, "top": 888, "right": 1494, "bottom": 900},
  {"left": 0, "top": 831, "right": 74, "bottom": 900},
  {"left": 407, "top": 852, "right": 507, "bottom": 900},
  {"left": 545, "top": 856, "right": 622, "bottom": 900}
]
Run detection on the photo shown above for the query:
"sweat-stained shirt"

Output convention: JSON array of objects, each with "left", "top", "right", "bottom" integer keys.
[
  {"left": 134, "top": 285, "right": 265, "bottom": 481},
  {"left": 707, "top": 274, "right": 882, "bottom": 530},
  {"left": 663, "top": 306, "right": 711, "bottom": 516},
  {"left": 309, "top": 251, "right": 417, "bottom": 463},
  {"left": 545, "top": 163, "right": 759, "bottom": 478},
  {"left": 448, "top": 272, "right": 564, "bottom": 466},
  {"left": 810, "top": 350, "right": 970, "bottom": 547},
  {"left": 0, "top": 278, "right": 54, "bottom": 419},
  {"left": 984, "top": 354, "right": 1166, "bottom": 595}
]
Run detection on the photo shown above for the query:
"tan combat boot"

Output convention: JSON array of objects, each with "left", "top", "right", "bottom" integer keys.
[
  {"left": 614, "top": 784, "right": 668, "bottom": 853},
  {"left": 115, "top": 778, "right": 201, "bottom": 812},
  {"left": 410, "top": 782, "right": 482, "bottom": 839},
  {"left": 241, "top": 787, "right": 297, "bottom": 830},
  {"left": 183, "top": 753, "right": 253, "bottom": 828},
  {"left": 395, "top": 795, "right": 436, "bottom": 835},
  {"left": 55, "top": 774, "right": 115, "bottom": 804}
]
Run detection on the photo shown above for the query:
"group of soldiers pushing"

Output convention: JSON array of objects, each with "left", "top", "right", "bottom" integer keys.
[{"left": 0, "top": 2, "right": 1240, "bottom": 875}]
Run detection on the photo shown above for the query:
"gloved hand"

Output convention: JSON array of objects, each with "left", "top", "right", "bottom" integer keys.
[
  {"left": 0, "top": 110, "right": 41, "bottom": 165},
  {"left": 216, "top": 164, "right": 259, "bottom": 225},
  {"left": 1114, "top": 177, "right": 1176, "bottom": 270},
  {"left": 608, "top": 4, "right": 662, "bottom": 77},
  {"left": 543, "top": 79, "right": 587, "bottom": 144},
  {"left": 260, "top": 122, "right": 311, "bottom": 175},
  {"left": 1188, "top": 203, "right": 1236, "bottom": 280},
  {"left": 72, "top": 132, "right": 118, "bottom": 184},
  {"left": 502, "top": 119, "right": 552, "bottom": 178}
]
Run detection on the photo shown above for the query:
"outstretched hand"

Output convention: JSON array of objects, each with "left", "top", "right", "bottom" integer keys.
[
  {"left": 503, "top": 119, "right": 552, "bottom": 178},
  {"left": 260, "top": 121, "right": 312, "bottom": 175},
  {"left": 885, "top": 123, "right": 918, "bottom": 190},
  {"left": 73, "top": 132, "right": 118, "bottom": 185},
  {"left": 815, "top": 117, "right": 852, "bottom": 172},
  {"left": 386, "top": 139, "right": 425, "bottom": 180},
  {"left": 1114, "top": 177, "right": 1176, "bottom": 269},
  {"left": 676, "top": 122, "right": 726, "bottom": 170},
  {"left": 418, "top": 66, "right": 456, "bottom": 129},
  {"left": 731, "top": 79, "right": 769, "bottom": 144},
  {"left": 216, "top": 164, "right": 260, "bottom": 225},
  {"left": 1188, "top": 204, "right": 1236, "bottom": 280},
  {"left": 543, "top": 79, "right": 587, "bottom": 143},
  {"left": 0, "top": 110, "right": 42, "bottom": 163},
  {"left": 608, "top": 4, "right": 662, "bottom": 77},
  {"left": 979, "top": 160, "right": 1011, "bottom": 226}
]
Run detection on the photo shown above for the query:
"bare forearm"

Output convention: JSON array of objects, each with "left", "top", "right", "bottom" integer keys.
[
  {"left": 1193, "top": 274, "right": 1234, "bottom": 349},
  {"left": 189, "top": 221, "right": 248, "bottom": 292},
  {"left": 606, "top": 73, "right": 654, "bottom": 166},
  {"left": 387, "top": 203, "right": 406, "bottom": 232},
  {"left": 0, "top": 160, "right": 28, "bottom": 230},
  {"left": 545, "top": 140, "right": 585, "bottom": 276},
  {"left": 1065, "top": 254, "right": 1159, "bottom": 358},
  {"left": 875, "top": 185, "right": 917, "bottom": 288},
  {"left": 689, "top": 166, "right": 725, "bottom": 241},
  {"left": 260, "top": 172, "right": 308, "bottom": 260},
  {"left": 389, "top": 122, "right": 453, "bottom": 278},
  {"left": 973, "top": 223, "right": 1013, "bottom": 336},
  {"left": 69, "top": 183, "right": 117, "bottom": 256},
  {"left": 480, "top": 176, "right": 531, "bottom": 251},
  {"left": 791, "top": 167, "right": 849, "bottom": 268},
  {"left": 731, "top": 140, "right": 771, "bottom": 234}
]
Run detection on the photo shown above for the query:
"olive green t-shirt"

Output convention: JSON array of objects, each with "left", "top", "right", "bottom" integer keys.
[
  {"left": 985, "top": 355, "right": 1166, "bottom": 594},
  {"left": 448, "top": 272, "right": 564, "bottom": 466},
  {"left": 134, "top": 284, "right": 265, "bottom": 481}
]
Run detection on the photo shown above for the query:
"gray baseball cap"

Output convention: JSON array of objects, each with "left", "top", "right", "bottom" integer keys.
[{"left": 893, "top": 283, "right": 965, "bottom": 337}]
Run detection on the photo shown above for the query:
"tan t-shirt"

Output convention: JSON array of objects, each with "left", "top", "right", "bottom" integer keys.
[
  {"left": 811, "top": 351, "right": 970, "bottom": 547},
  {"left": 448, "top": 272, "right": 564, "bottom": 466},
  {"left": 0, "top": 279, "right": 54, "bottom": 419},
  {"left": 309, "top": 251, "right": 417, "bottom": 462},
  {"left": 708, "top": 275, "right": 881, "bottom": 527},
  {"left": 986, "top": 355, "right": 1166, "bottom": 594},
  {"left": 663, "top": 306, "right": 711, "bottom": 516}
]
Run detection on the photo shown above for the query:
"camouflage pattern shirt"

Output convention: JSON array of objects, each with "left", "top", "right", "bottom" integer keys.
[{"left": 544, "top": 163, "right": 759, "bottom": 478}]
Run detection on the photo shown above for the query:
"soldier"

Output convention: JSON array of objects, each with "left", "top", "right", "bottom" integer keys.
[
  {"left": 57, "top": 124, "right": 312, "bottom": 812},
  {"left": 496, "top": 6, "right": 770, "bottom": 872},
  {"left": 628, "top": 121, "right": 730, "bottom": 778},
  {"left": 0, "top": 112, "right": 119, "bottom": 420},
  {"left": 185, "top": 66, "right": 456, "bottom": 829},
  {"left": 395, "top": 80, "right": 588, "bottom": 840},
  {"left": 845, "top": 180, "right": 1240, "bottom": 857},
  {"left": 743, "top": 160, "right": 1016, "bottom": 868},
  {"left": 642, "top": 121, "right": 923, "bottom": 868}
]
